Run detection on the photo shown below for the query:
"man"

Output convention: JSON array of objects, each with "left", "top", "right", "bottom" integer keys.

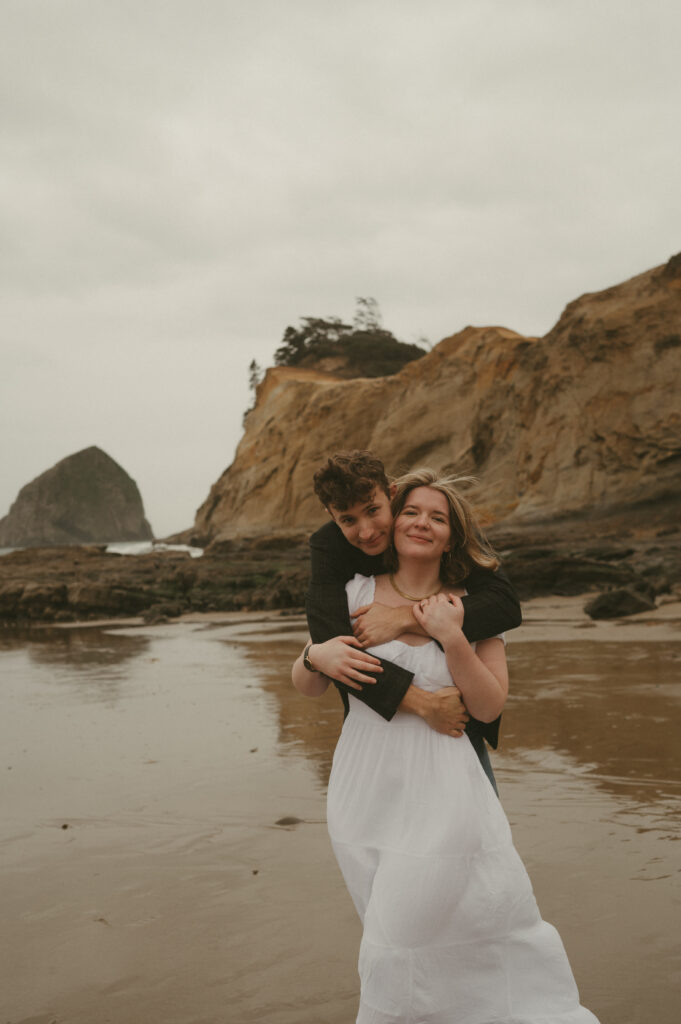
[{"left": 303, "top": 450, "right": 522, "bottom": 790}]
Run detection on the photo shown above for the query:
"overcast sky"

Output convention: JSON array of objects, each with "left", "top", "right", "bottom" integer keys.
[{"left": 1, "top": 0, "right": 679, "bottom": 538}]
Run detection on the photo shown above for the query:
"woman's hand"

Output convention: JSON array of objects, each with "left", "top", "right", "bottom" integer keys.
[
  {"left": 308, "top": 636, "right": 383, "bottom": 690},
  {"left": 352, "top": 602, "right": 418, "bottom": 646},
  {"left": 412, "top": 592, "right": 464, "bottom": 645},
  {"left": 413, "top": 595, "right": 509, "bottom": 722}
]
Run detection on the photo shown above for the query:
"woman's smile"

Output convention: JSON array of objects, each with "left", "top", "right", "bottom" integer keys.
[{"left": 394, "top": 487, "right": 452, "bottom": 561}]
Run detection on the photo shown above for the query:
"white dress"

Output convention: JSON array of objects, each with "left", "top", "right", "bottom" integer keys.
[{"left": 326, "top": 575, "right": 599, "bottom": 1024}]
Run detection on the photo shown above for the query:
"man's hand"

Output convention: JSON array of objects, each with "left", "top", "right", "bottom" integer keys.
[
  {"left": 307, "top": 636, "right": 383, "bottom": 691},
  {"left": 399, "top": 683, "right": 469, "bottom": 736},
  {"left": 421, "top": 686, "right": 469, "bottom": 736},
  {"left": 352, "top": 602, "right": 419, "bottom": 646},
  {"left": 413, "top": 593, "right": 464, "bottom": 646}
]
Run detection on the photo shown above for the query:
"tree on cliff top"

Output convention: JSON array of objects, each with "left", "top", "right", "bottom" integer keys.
[{"left": 273, "top": 298, "right": 426, "bottom": 379}]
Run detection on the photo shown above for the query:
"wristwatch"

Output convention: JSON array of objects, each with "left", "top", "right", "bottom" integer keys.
[{"left": 303, "top": 643, "right": 316, "bottom": 671}]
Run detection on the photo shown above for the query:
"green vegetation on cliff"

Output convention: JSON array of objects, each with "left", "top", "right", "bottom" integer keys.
[{"left": 273, "top": 298, "right": 426, "bottom": 379}]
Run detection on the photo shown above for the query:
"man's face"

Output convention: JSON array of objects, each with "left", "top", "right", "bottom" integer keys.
[{"left": 328, "top": 488, "right": 394, "bottom": 556}]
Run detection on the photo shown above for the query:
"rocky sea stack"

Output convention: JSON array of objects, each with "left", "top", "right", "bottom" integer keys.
[{"left": 0, "top": 446, "right": 153, "bottom": 547}]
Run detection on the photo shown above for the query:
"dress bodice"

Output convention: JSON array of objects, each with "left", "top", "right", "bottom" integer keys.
[{"left": 345, "top": 573, "right": 456, "bottom": 694}]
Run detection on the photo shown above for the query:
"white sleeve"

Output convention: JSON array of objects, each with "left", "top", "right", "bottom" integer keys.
[
  {"left": 473, "top": 632, "right": 506, "bottom": 650},
  {"left": 345, "top": 573, "right": 376, "bottom": 617}
]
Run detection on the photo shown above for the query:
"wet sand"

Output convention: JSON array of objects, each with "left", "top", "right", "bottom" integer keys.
[{"left": 1, "top": 597, "right": 680, "bottom": 1023}]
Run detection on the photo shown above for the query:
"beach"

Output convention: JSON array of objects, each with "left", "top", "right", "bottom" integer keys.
[{"left": 1, "top": 597, "right": 680, "bottom": 1023}]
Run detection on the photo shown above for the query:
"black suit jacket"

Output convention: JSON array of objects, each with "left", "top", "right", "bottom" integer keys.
[{"left": 305, "top": 520, "right": 522, "bottom": 749}]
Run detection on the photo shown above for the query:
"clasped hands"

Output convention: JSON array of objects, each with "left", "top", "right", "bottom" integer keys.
[
  {"left": 352, "top": 592, "right": 464, "bottom": 648},
  {"left": 308, "top": 594, "right": 469, "bottom": 737},
  {"left": 412, "top": 591, "right": 465, "bottom": 645}
]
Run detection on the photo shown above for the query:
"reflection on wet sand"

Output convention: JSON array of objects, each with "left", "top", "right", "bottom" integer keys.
[
  {"left": 2, "top": 624, "right": 149, "bottom": 666},
  {"left": 0, "top": 625, "right": 151, "bottom": 705},
  {"left": 504, "top": 640, "right": 681, "bottom": 798},
  {"left": 233, "top": 632, "right": 344, "bottom": 785}
]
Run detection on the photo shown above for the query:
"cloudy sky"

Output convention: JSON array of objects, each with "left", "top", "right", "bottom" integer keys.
[{"left": 2, "top": 0, "right": 679, "bottom": 537}]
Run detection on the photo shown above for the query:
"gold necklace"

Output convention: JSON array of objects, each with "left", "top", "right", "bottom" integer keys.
[{"left": 389, "top": 574, "right": 442, "bottom": 602}]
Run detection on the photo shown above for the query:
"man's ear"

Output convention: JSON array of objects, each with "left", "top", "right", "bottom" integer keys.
[{"left": 389, "top": 483, "right": 397, "bottom": 499}]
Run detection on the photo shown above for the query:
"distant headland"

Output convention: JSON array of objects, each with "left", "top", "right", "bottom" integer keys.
[{"left": 193, "top": 253, "right": 681, "bottom": 542}]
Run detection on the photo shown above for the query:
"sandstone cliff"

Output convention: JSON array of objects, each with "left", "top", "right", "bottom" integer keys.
[
  {"left": 0, "top": 446, "right": 154, "bottom": 547},
  {"left": 195, "top": 256, "right": 681, "bottom": 540}
]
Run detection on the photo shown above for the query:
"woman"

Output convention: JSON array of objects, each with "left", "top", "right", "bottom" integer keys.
[{"left": 293, "top": 470, "right": 599, "bottom": 1024}]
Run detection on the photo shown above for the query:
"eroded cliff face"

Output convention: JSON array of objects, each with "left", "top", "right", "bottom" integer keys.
[{"left": 195, "top": 257, "right": 681, "bottom": 540}]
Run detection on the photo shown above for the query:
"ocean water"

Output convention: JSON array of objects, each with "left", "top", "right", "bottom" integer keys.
[
  {"left": 0, "top": 541, "right": 203, "bottom": 558},
  {"left": 1, "top": 609, "right": 679, "bottom": 1024},
  {"left": 105, "top": 540, "right": 204, "bottom": 558}
]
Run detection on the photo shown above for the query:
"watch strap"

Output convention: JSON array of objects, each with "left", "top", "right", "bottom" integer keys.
[{"left": 303, "top": 643, "right": 316, "bottom": 672}]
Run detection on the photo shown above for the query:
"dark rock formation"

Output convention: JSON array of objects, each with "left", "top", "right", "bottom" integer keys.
[
  {"left": 1, "top": 516, "right": 679, "bottom": 625},
  {"left": 0, "top": 447, "right": 153, "bottom": 547},
  {"left": 501, "top": 549, "right": 641, "bottom": 598},
  {"left": 0, "top": 532, "right": 310, "bottom": 623},
  {"left": 491, "top": 499, "right": 681, "bottom": 603},
  {"left": 584, "top": 588, "right": 656, "bottom": 620}
]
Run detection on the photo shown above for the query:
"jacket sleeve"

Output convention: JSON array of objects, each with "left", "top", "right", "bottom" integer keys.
[
  {"left": 458, "top": 563, "right": 521, "bottom": 750},
  {"left": 461, "top": 564, "right": 522, "bottom": 642},
  {"left": 305, "top": 527, "right": 413, "bottom": 721}
]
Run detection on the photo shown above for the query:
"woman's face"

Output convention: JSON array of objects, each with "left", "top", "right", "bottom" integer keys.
[{"left": 393, "top": 486, "right": 451, "bottom": 563}]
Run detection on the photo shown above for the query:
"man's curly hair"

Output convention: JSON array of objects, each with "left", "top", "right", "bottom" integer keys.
[{"left": 313, "top": 450, "right": 391, "bottom": 511}]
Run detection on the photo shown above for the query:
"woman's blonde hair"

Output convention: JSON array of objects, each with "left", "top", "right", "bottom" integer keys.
[{"left": 386, "top": 469, "right": 500, "bottom": 584}]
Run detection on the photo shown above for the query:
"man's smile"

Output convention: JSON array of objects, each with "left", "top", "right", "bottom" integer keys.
[{"left": 361, "top": 535, "right": 386, "bottom": 550}]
